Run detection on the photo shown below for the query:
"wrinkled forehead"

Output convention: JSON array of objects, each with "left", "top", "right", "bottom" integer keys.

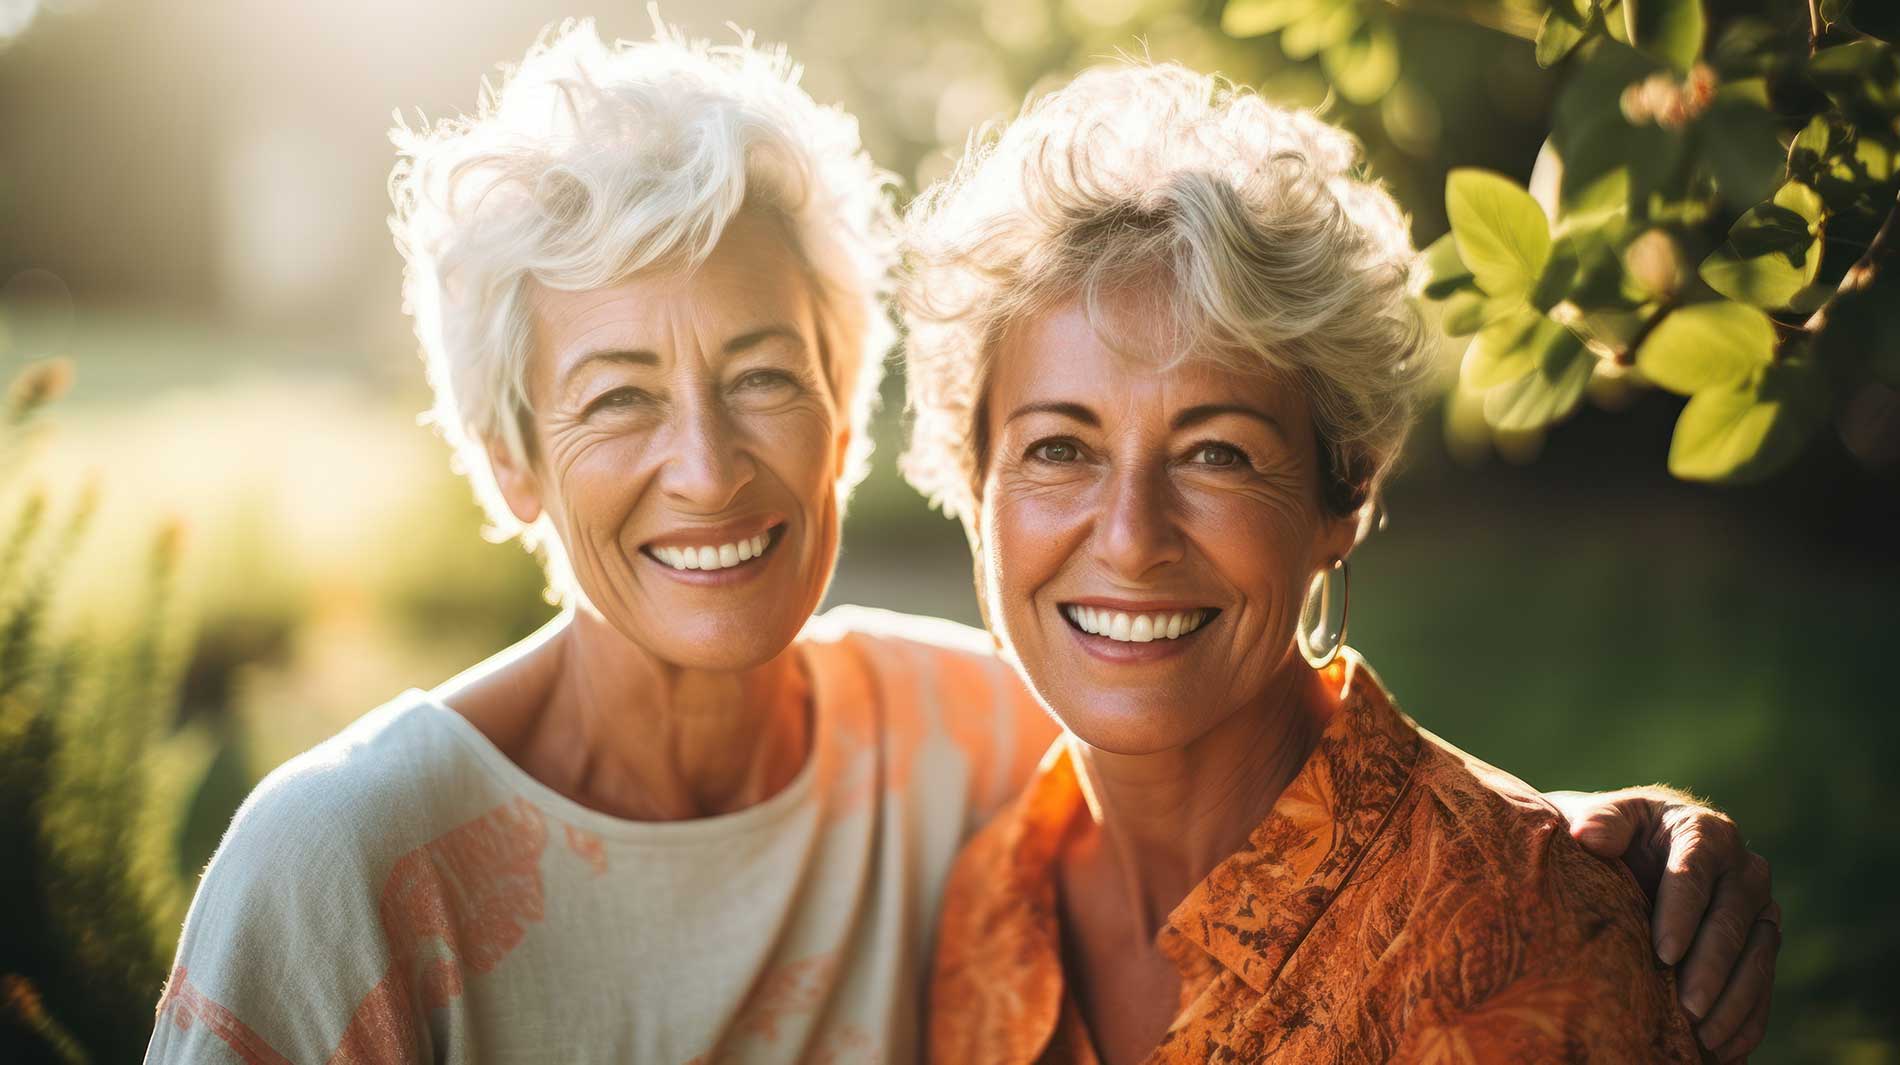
[
  {"left": 524, "top": 210, "right": 821, "bottom": 369},
  {"left": 988, "top": 290, "right": 1311, "bottom": 431}
]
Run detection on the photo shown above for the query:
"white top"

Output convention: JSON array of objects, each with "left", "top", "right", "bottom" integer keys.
[{"left": 145, "top": 606, "right": 1054, "bottom": 1065}]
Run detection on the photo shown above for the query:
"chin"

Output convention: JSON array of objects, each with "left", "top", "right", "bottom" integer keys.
[
  {"left": 650, "top": 613, "right": 807, "bottom": 672},
  {"left": 1043, "top": 693, "right": 1208, "bottom": 757}
]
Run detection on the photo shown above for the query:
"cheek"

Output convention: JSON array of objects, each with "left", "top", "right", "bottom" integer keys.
[
  {"left": 749, "top": 402, "right": 837, "bottom": 483},
  {"left": 982, "top": 482, "right": 1087, "bottom": 640},
  {"left": 1195, "top": 494, "right": 1322, "bottom": 634},
  {"left": 547, "top": 433, "right": 649, "bottom": 536}
]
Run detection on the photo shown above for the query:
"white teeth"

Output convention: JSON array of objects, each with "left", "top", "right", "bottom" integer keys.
[
  {"left": 650, "top": 530, "right": 775, "bottom": 571},
  {"left": 1063, "top": 606, "right": 1211, "bottom": 643}
]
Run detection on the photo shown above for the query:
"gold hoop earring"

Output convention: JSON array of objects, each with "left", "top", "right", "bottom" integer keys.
[{"left": 1297, "top": 558, "right": 1349, "bottom": 669}]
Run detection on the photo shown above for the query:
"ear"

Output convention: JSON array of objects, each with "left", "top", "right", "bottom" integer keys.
[
  {"left": 487, "top": 437, "right": 544, "bottom": 526},
  {"left": 1313, "top": 501, "right": 1364, "bottom": 571},
  {"left": 831, "top": 421, "right": 855, "bottom": 485}
]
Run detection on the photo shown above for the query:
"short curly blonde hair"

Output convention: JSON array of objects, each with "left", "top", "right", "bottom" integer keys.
[
  {"left": 389, "top": 17, "right": 897, "bottom": 592},
  {"left": 900, "top": 61, "right": 1432, "bottom": 526}
]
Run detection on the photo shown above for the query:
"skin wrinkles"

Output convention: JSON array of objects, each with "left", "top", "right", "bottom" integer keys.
[
  {"left": 450, "top": 209, "right": 852, "bottom": 821},
  {"left": 975, "top": 297, "right": 1358, "bottom": 1065}
]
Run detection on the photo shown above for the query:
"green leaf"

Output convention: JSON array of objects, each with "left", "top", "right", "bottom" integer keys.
[
  {"left": 1601, "top": 0, "right": 1632, "bottom": 43},
  {"left": 1790, "top": 117, "right": 1834, "bottom": 181},
  {"left": 1697, "top": 183, "right": 1826, "bottom": 309},
  {"left": 1810, "top": 40, "right": 1885, "bottom": 81},
  {"left": 1531, "top": 234, "right": 1584, "bottom": 311},
  {"left": 1636, "top": 301, "right": 1776, "bottom": 394},
  {"left": 1536, "top": 5, "right": 1591, "bottom": 68},
  {"left": 1462, "top": 306, "right": 1545, "bottom": 389},
  {"left": 1852, "top": 134, "right": 1899, "bottom": 182},
  {"left": 1446, "top": 169, "right": 1552, "bottom": 301},
  {"left": 1698, "top": 94, "right": 1785, "bottom": 208},
  {"left": 1322, "top": 18, "right": 1399, "bottom": 104},
  {"left": 1668, "top": 362, "right": 1825, "bottom": 482},
  {"left": 1441, "top": 289, "right": 1493, "bottom": 336},
  {"left": 1482, "top": 319, "right": 1594, "bottom": 430},
  {"left": 1421, "top": 232, "right": 1476, "bottom": 298},
  {"left": 1771, "top": 180, "right": 1825, "bottom": 225},
  {"left": 1282, "top": 3, "right": 1359, "bottom": 60},
  {"left": 1623, "top": 0, "right": 1704, "bottom": 73},
  {"left": 1570, "top": 304, "right": 1652, "bottom": 359},
  {"left": 1220, "top": 0, "right": 1322, "bottom": 37}
]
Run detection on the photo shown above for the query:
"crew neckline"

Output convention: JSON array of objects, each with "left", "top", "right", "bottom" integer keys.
[{"left": 405, "top": 647, "right": 827, "bottom": 845}]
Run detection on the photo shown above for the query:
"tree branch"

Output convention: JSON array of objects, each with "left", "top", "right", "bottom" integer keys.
[{"left": 1803, "top": 186, "right": 1900, "bottom": 337}]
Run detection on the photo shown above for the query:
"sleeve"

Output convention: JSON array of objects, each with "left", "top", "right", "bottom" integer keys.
[
  {"left": 143, "top": 764, "right": 417, "bottom": 1065},
  {"left": 1389, "top": 836, "right": 1710, "bottom": 1064}
]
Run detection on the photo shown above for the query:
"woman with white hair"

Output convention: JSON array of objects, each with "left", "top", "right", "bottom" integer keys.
[
  {"left": 145, "top": 19, "right": 1774, "bottom": 1065},
  {"left": 913, "top": 63, "right": 1772, "bottom": 1063}
]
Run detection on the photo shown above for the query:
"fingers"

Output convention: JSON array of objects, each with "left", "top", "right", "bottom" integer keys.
[
  {"left": 1676, "top": 851, "right": 1773, "bottom": 1018},
  {"left": 1711, "top": 992, "right": 1772, "bottom": 1062},
  {"left": 1693, "top": 900, "right": 1779, "bottom": 1056},
  {"left": 1565, "top": 793, "right": 1643, "bottom": 858},
  {"left": 1652, "top": 811, "right": 1741, "bottom": 966}
]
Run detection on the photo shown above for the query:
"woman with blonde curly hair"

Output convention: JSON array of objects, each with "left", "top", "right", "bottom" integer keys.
[
  {"left": 145, "top": 18, "right": 1773, "bottom": 1065},
  {"left": 910, "top": 63, "right": 1761, "bottom": 1062}
]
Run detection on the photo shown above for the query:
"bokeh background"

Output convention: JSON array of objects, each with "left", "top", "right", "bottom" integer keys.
[{"left": 1, "top": 0, "right": 1895, "bottom": 1061}]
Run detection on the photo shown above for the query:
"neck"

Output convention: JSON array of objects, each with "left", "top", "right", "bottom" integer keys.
[
  {"left": 1068, "top": 659, "right": 1333, "bottom": 940},
  {"left": 514, "top": 606, "right": 813, "bottom": 821}
]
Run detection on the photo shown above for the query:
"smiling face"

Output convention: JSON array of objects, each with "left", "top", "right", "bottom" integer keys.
[
  {"left": 490, "top": 210, "right": 848, "bottom": 671},
  {"left": 977, "top": 299, "right": 1359, "bottom": 755}
]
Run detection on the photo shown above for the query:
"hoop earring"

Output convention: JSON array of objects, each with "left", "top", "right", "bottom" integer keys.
[{"left": 1297, "top": 558, "right": 1349, "bottom": 669}]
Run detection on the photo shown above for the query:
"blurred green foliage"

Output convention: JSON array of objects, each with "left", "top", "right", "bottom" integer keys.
[
  {"left": 0, "top": 361, "right": 204, "bottom": 1064},
  {"left": 1398, "top": 0, "right": 1900, "bottom": 483},
  {"left": 0, "top": 1, "right": 1896, "bottom": 1062}
]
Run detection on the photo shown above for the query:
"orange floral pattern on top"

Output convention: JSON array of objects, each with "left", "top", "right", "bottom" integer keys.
[{"left": 928, "top": 652, "right": 1710, "bottom": 1065}]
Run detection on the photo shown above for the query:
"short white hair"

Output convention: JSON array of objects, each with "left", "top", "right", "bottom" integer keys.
[
  {"left": 900, "top": 61, "right": 1433, "bottom": 525},
  {"left": 389, "top": 16, "right": 897, "bottom": 592}
]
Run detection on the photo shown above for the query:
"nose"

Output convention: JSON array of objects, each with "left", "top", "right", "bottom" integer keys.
[
  {"left": 656, "top": 388, "right": 755, "bottom": 512},
  {"left": 1095, "top": 463, "right": 1184, "bottom": 579}
]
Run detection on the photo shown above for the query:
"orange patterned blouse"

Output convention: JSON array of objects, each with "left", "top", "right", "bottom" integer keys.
[{"left": 928, "top": 652, "right": 1708, "bottom": 1064}]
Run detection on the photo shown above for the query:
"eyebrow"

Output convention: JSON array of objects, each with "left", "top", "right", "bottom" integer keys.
[
  {"left": 559, "top": 326, "right": 805, "bottom": 388},
  {"left": 1172, "top": 403, "right": 1287, "bottom": 439},
  {"left": 562, "top": 348, "right": 659, "bottom": 389},
  {"left": 1002, "top": 400, "right": 1287, "bottom": 438},
  {"left": 723, "top": 325, "right": 805, "bottom": 356},
  {"left": 1003, "top": 401, "right": 1099, "bottom": 427}
]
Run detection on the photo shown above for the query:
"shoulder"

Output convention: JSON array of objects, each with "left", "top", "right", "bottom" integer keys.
[
  {"left": 1406, "top": 728, "right": 1638, "bottom": 921},
  {"left": 929, "top": 743, "right": 1070, "bottom": 1061},
  {"left": 1374, "top": 730, "right": 1701, "bottom": 1060},
  {"left": 150, "top": 691, "right": 488, "bottom": 1063},
  {"left": 803, "top": 604, "right": 1058, "bottom": 812},
  {"left": 182, "top": 690, "right": 495, "bottom": 929},
  {"left": 802, "top": 603, "right": 999, "bottom": 664},
  {"left": 227, "top": 692, "right": 472, "bottom": 860}
]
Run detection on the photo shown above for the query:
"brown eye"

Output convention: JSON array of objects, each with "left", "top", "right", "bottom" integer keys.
[
  {"left": 735, "top": 369, "right": 796, "bottom": 391},
  {"left": 586, "top": 387, "right": 646, "bottom": 416},
  {"left": 1032, "top": 440, "right": 1080, "bottom": 463},
  {"left": 1193, "top": 443, "right": 1243, "bottom": 468}
]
